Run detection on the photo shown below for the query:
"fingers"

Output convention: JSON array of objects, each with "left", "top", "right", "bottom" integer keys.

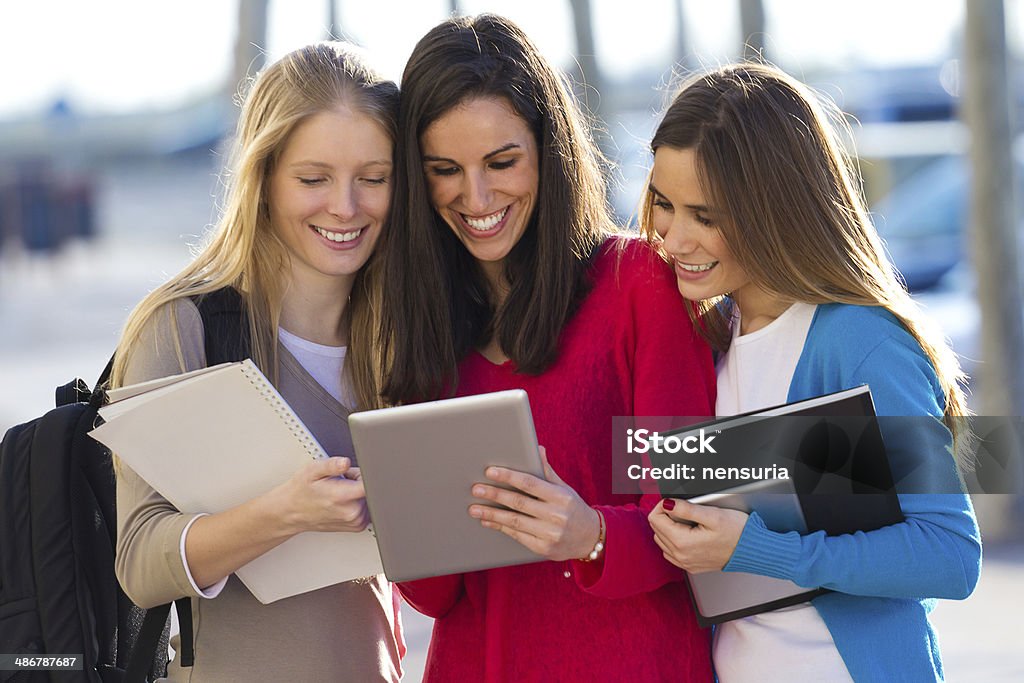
[
  {"left": 648, "top": 504, "right": 690, "bottom": 537},
  {"left": 471, "top": 482, "right": 547, "bottom": 519},
  {"left": 484, "top": 465, "right": 561, "bottom": 502},
  {"left": 347, "top": 502, "right": 371, "bottom": 532},
  {"left": 470, "top": 505, "right": 565, "bottom": 557},
  {"left": 468, "top": 503, "right": 547, "bottom": 538},
  {"left": 655, "top": 498, "right": 715, "bottom": 527},
  {"left": 651, "top": 527, "right": 681, "bottom": 565},
  {"left": 307, "top": 456, "right": 351, "bottom": 480},
  {"left": 648, "top": 500, "right": 746, "bottom": 573},
  {"left": 538, "top": 445, "right": 564, "bottom": 485},
  {"left": 337, "top": 479, "right": 366, "bottom": 502}
]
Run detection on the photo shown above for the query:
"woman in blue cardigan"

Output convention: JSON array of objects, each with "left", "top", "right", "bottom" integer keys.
[{"left": 643, "top": 63, "right": 981, "bottom": 682}]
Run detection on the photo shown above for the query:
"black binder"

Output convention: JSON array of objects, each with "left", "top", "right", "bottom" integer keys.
[{"left": 654, "top": 385, "right": 905, "bottom": 626}]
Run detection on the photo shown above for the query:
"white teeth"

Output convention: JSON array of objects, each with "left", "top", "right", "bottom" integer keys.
[
  {"left": 314, "top": 226, "right": 363, "bottom": 243},
  {"left": 677, "top": 260, "right": 718, "bottom": 273},
  {"left": 463, "top": 208, "right": 507, "bottom": 232}
]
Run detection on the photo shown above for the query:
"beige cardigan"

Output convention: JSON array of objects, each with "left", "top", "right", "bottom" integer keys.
[{"left": 114, "top": 298, "right": 402, "bottom": 682}]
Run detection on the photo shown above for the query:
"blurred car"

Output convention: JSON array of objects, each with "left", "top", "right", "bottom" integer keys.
[{"left": 868, "top": 143, "right": 1024, "bottom": 292}]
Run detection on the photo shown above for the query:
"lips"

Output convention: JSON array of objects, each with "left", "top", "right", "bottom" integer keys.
[
  {"left": 310, "top": 224, "right": 368, "bottom": 249},
  {"left": 675, "top": 260, "right": 718, "bottom": 273},
  {"left": 460, "top": 207, "right": 509, "bottom": 233}
]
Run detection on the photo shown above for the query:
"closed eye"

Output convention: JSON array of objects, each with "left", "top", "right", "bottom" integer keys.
[
  {"left": 489, "top": 158, "right": 517, "bottom": 171},
  {"left": 299, "top": 177, "right": 326, "bottom": 186},
  {"left": 428, "top": 166, "right": 459, "bottom": 177}
]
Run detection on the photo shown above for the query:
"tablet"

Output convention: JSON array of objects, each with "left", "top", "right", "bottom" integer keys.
[
  {"left": 682, "top": 478, "right": 825, "bottom": 626},
  {"left": 349, "top": 389, "right": 546, "bottom": 582}
]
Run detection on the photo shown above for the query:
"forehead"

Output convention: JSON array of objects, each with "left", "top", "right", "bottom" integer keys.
[
  {"left": 421, "top": 96, "right": 534, "bottom": 155},
  {"left": 652, "top": 146, "right": 707, "bottom": 201},
  {"left": 279, "top": 107, "right": 392, "bottom": 162}
]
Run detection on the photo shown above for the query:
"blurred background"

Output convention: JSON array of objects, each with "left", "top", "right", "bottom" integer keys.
[{"left": 1, "top": 0, "right": 1022, "bottom": 679}]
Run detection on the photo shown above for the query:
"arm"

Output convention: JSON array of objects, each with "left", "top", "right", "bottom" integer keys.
[
  {"left": 115, "top": 299, "right": 211, "bottom": 607},
  {"left": 396, "top": 575, "right": 466, "bottom": 619},
  {"left": 182, "top": 456, "right": 368, "bottom": 588},
  {"left": 575, "top": 242, "right": 717, "bottom": 598},
  {"left": 462, "top": 242, "right": 715, "bottom": 598},
  {"left": 702, "top": 338, "right": 979, "bottom": 600},
  {"left": 114, "top": 300, "right": 370, "bottom": 607}
]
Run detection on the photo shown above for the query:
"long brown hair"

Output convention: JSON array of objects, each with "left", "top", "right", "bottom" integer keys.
[
  {"left": 640, "top": 63, "right": 971, "bottom": 457},
  {"left": 112, "top": 42, "right": 398, "bottom": 411},
  {"left": 379, "top": 14, "right": 614, "bottom": 404}
]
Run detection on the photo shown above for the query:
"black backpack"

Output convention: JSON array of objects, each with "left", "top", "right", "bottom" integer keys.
[{"left": 0, "top": 288, "right": 248, "bottom": 682}]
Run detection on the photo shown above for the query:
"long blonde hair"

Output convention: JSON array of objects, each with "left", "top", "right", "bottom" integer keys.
[
  {"left": 640, "top": 63, "right": 972, "bottom": 459},
  {"left": 112, "top": 42, "right": 398, "bottom": 411}
]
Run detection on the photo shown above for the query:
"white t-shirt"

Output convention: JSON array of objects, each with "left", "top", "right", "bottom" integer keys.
[
  {"left": 277, "top": 326, "right": 354, "bottom": 407},
  {"left": 713, "top": 302, "right": 853, "bottom": 683}
]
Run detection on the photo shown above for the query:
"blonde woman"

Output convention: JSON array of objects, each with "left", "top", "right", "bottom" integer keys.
[
  {"left": 643, "top": 63, "right": 981, "bottom": 682},
  {"left": 112, "top": 43, "right": 403, "bottom": 681}
]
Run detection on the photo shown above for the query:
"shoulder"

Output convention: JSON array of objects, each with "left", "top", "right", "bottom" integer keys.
[
  {"left": 807, "top": 304, "right": 929, "bottom": 362},
  {"left": 591, "top": 234, "right": 675, "bottom": 290},
  {"left": 122, "top": 297, "right": 206, "bottom": 385},
  {"left": 141, "top": 297, "right": 204, "bottom": 340},
  {"left": 801, "top": 303, "right": 942, "bottom": 415},
  {"left": 584, "top": 234, "right": 707, "bottom": 349}
]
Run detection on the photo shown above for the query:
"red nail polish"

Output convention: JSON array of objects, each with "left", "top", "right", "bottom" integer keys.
[{"left": 662, "top": 498, "right": 676, "bottom": 511}]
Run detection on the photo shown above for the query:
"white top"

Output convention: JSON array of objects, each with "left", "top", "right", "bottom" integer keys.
[
  {"left": 180, "top": 327, "right": 354, "bottom": 597},
  {"left": 277, "top": 326, "right": 354, "bottom": 407},
  {"left": 713, "top": 302, "right": 853, "bottom": 683}
]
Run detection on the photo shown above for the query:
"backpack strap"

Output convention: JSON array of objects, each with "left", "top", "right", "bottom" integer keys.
[
  {"left": 192, "top": 286, "right": 251, "bottom": 366},
  {"left": 175, "top": 598, "right": 194, "bottom": 667},
  {"left": 123, "top": 602, "right": 170, "bottom": 682}
]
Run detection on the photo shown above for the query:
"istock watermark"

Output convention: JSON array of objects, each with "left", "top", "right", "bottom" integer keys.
[{"left": 610, "top": 415, "right": 1024, "bottom": 497}]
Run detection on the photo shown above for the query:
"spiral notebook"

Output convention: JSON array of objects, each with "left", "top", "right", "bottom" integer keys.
[{"left": 89, "top": 359, "right": 384, "bottom": 603}]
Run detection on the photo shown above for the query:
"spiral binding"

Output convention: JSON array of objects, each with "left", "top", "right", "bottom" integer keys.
[{"left": 238, "top": 359, "right": 327, "bottom": 459}]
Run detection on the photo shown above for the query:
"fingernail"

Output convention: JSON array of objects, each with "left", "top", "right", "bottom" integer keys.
[
  {"left": 472, "top": 485, "right": 485, "bottom": 497},
  {"left": 485, "top": 467, "right": 498, "bottom": 478},
  {"left": 469, "top": 506, "right": 482, "bottom": 518},
  {"left": 663, "top": 498, "right": 676, "bottom": 511}
]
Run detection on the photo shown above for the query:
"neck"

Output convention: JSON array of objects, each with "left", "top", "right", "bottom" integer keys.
[
  {"left": 278, "top": 272, "right": 355, "bottom": 346},
  {"left": 477, "top": 259, "right": 511, "bottom": 360},
  {"left": 732, "top": 285, "right": 792, "bottom": 336},
  {"left": 479, "top": 259, "right": 510, "bottom": 308}
]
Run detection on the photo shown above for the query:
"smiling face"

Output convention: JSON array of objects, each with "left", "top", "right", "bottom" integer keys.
[
  {"left": 649, "top": 146, "right": 753, "bottom": 304},
  {"left": 420, "top": 96, "right": 540, "bottom": 285},
  {"left": 268, "top": 106, "right": 392, "bottom": 289}
]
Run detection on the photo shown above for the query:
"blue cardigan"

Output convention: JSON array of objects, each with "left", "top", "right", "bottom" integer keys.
[{"left": 723, "top": 304, "right": 982, "bottom": 682}]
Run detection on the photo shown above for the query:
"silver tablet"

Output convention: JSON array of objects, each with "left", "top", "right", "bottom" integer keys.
[
  {"left": 349, "top": 389, "right": 546, "bottom": 582},
  {"left": 683, "top": 478, "right": 823, "bottom": 626}
]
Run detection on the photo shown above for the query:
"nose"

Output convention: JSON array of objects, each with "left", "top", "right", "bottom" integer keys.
[
  {"left": 660, "top": 215, "right": 699, "bottom": 257},
  {"left": 328, "top": 181, "right": 358, "bottom": 221},
  {"left": 461, "top": 168, "right": 493, "bottom": 215}
]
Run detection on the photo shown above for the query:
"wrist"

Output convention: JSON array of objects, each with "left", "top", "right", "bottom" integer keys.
[
  {"left": 259, "top": 483, "right": 303, "bottom": 538},
  {"left": 577, "top": 508, "right": 605, "bottom": 562}
]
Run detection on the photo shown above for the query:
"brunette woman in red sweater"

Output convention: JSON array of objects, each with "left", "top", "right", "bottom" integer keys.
[{"left": 378, "top": 14, "right": 715, "bottom": 682}]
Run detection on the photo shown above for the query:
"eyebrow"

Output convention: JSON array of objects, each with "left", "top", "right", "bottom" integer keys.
[
  {"left": 288, "top": 159, "right": 393, "bottom": 169},
  {"left": 423, "top": 142, "right": 521, "bottom": 164},
  {"left": 648, "top": 182, "right": 710, "bottom": 212}
]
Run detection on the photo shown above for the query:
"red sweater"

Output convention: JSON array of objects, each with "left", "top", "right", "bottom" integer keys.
[{"left": 399, "top": 237, "right": 716, "bottom": 682}]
